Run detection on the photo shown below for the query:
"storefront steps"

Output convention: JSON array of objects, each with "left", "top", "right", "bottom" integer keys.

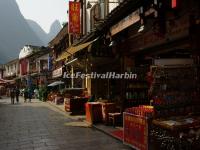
[
  {"left": 92, "top": 124, "right": 124, "bottom": 142},
  {"left": 46, "top": 101, "right": 124, "bottom": 142},
  {"left": 46, "top": 101, "right": 89, "bottom": 127}
]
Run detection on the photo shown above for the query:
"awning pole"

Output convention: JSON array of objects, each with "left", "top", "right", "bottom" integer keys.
[
  {"left": 69, "top": 34, "right": 71, "bottom": 46},
  {"left": 85, "top": 57, "right": 88, "bottom": 89},
  {"left": 71, "top": 65, "right": 74, "bottom": 88}
]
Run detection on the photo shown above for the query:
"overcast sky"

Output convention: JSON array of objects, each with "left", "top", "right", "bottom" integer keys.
[{"left": 16, "top": 0, "right": 68, "bottom": 33}]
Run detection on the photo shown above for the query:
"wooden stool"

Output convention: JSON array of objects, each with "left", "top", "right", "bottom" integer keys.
[{"left": 108, "top": 112, "right": 122, "bottom": 126}]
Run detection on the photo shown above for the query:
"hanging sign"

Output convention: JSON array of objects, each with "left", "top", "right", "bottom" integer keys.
[
  {"left": 52, "top": 67, "right": 63, "bottom": 78},
  {"left": 69, "top": 1, "right": 81, "bottom": 34}
]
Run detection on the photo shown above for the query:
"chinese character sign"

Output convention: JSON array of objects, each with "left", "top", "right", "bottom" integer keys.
[
  {"left": 69, "top": 1, "right": 81, "bottom": 34},
  {"left": 123, "top": 113, "right": 149, "bottom": 150}
]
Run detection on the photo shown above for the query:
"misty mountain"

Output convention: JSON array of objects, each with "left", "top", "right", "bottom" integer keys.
[
  {"left": 47, "top": 20, "right": 62, "bottom": 43},
  {"left": 27, "top": 20, "right": 62, "bottom": 46},
  {"left": 0, "top": 0, "right": 43, "bottom": 63},
  {"left": 26, "top": 19, "right": 48, "bottom": 45}
]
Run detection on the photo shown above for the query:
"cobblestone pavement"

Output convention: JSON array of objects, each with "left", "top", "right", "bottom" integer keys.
[{"left": 0, "top": 97, "right": 131, "bottom": 150}]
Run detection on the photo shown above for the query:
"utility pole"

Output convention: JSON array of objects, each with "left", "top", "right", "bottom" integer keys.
[{"left": 104, "top": 0, "right": 109, "bottom": 17}]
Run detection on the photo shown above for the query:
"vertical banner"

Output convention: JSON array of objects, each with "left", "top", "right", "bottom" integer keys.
[
  {"left": 48, "top": 56, "right": 52, "bottom": 71},
  {"left": 69, "top": 1, "right": 81, "bottom": 34}
]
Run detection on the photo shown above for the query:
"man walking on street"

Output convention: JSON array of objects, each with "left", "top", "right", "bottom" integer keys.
[
  {"left": 28, "top": 88, "right": 32, "bottom": 102},
  {"left": 24, "top": 88, "right": 28, "bottom": 102},
  {"left": 15, "top": 87, "right": 20, "bottom": 103},
  {"left": 10, "top": 87, "right": 15, "bottom": 104}
]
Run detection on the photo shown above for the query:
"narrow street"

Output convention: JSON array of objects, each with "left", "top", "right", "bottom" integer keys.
[{"left": 0, "top": 97, "right": 131, "bottom": 150}]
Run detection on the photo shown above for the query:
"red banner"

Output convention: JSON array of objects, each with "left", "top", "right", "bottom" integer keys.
[
  {"left": 69, "top": 1, "right": 81, "bottom": 34},
  {"left": 20, "top": 59, "right": 28, "bottom": 75},
  {"left": 123, "top": 113, "right": 148, "bottom": 150}
]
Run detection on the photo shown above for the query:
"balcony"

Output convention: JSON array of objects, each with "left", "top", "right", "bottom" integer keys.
[
  {"left": 29, "top": 66, "right": 39, "bottom": 74},
  {"left": 4, "top": 71, "right": 17, "bottom": 78}
]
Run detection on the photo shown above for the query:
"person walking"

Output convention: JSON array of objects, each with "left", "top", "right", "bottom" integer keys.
[
  {"left": 15, "top": 87, "right": 20, "bottom": 103},
  {"left": 24, "top": 88, "right": 28, "bottom": 103},
  {"left": 28, "top": 88, "right": 32, "bottom": 102},
  {"left": 10, "top": 87, "right": 15, "bottom": 104},
  {"left": 34, "top": 88, "right": 39, "bottom": 99}
]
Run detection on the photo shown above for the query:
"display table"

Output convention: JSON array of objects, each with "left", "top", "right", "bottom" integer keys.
[
  {"left": 150, "top": 116, "right": 200, "bottom": 150},
  {"left": 64, "top": 97, "right": 88, "bottom": 114},
  {"left": 153, "top": 116, "right": 200, "bottom": 132},
  {"left": 55, "top": 96, "right": 64, "bottom": 104},
  {"left": 101, "top": 102, "right": 116, "bottom": 125},
  {"left": 85, "top": 102, "right": 102, "bottom": 124}
]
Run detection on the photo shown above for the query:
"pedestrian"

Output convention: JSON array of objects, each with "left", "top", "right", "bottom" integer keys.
[
  {"left": 15, "top": 87, "right": 20, "bottom": 103},
  {"left": 10, "top": 87, "right": 15, "bottom": 104},
  {"left": 28, "top": 88, "right": 32, "bottom": 102},
  {"left": 34, "top": 88, "right": 39, "bottom": 99},
  {"left": 24, "top": 88, "right": 28, "bottom": 103}
]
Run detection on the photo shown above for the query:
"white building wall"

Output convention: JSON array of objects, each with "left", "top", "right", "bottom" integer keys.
[
  {"left": 109, "top": 0, "right": 120, "bottom": 13},
  {"left": 85, "top": 0, "right": 98, "bottom": 33},
  {"left": 85, "top": 0, "right": 120, "bottom": 33},
  {"left": 3, "top": 61, "right": 19, "bottom": 78},
  {"left": 36, "top": 53, "right": 49, "bottom": 73}
]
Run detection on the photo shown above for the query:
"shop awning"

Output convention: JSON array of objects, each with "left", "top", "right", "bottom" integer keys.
[
  {"left": 0, "top": 79, "right": 15, "bottom": 85},
  {"left": 56, "top": 38, "right": 98, "bottom": 62},
  {"left": 0, "top": 79, "right": 6, "bottom": 85},
  {"left": 48, "top": 81, "right": 64, "bottom": 87},
  {"left": 67, "top": 38, "right": 98, "bottom": 54},
  {"left": 56, "top": 51, "right": 70, "bottom": 62}
]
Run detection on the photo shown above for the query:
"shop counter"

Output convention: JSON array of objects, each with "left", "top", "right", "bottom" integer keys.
[
  {"left": 64, "top": 97, "right": 88, "bottom": 114},
  {"left": 152, "top": 116, "right": 200, "bottom": 132},
  {"left": 85, "top": 102, "right": 102, "bottom": 124}
]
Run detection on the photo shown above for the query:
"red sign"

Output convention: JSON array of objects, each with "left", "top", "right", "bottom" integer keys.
[
  {"left": 69, "top": 1, "right": 81, "bottom": 34},
  {"left": 123, "top": 113, "right": 148, "bottom": 150},
  {"left": 172, "top": 0, "right": 177, "bottom": 8},
  {"left": 20, "top": 59, "right": 28, "bottom": 75}
]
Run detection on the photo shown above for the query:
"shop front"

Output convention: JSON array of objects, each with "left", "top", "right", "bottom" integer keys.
[
  {"left": 47, "top": 65, "right": 65, "bottom": 103},
  {"left": 120, "top": 10, "right": 200, "bottom": 150},
  {"left": 82, "top": 1, "right": 200, "bottom": 149}
]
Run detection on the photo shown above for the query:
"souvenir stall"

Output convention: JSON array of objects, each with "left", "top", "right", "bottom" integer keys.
[{"left": 123, "top": 58, "right": 200, "bottom": 150}]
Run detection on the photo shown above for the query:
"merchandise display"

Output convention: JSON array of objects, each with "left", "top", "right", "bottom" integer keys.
[
  {"left": 148, "top": 65, "right": 200, "bottom": 150},
  {"left": 123, "top": 65, "right": 200, "bottom": 150},
  {"left": 125, "top": 67, "right": 149, "bottom": 107},
  {"left": 150, "top": 116, "right": 200, "bottom": 150},
  {"left": 150, "top": 66, "right": 200, "bottom": 117}
]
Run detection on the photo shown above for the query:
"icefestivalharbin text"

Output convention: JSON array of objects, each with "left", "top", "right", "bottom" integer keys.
[{"left": 63, "top": 72, "right": 137, "bottom": 79}]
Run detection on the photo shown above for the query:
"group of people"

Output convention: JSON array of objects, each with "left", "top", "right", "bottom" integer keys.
[
  {"left": 10, "top": 87, "right": 32, "bottom": 104},
  {"left": 10, "top": 87, "right": 20, "bottom": 104},
  {"left": 23, "top": 88, "right": 32, "bottom": 103}
]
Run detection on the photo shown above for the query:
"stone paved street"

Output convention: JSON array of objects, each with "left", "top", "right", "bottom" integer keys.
[{"left": 0, "top": 97, "right": 131, "bottom": 150}]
